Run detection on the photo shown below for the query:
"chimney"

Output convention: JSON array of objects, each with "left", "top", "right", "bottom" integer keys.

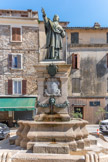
[
  {"left": 94, "top": 22, "right": 100, "bottom": 28},
  {"left": 27, "top": 9, "right": 32, "bottom": 18}
]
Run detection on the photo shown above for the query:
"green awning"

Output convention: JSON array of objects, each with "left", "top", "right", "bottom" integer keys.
[{"left": 0, "top": 97, "right": 36, "bottom": 111}]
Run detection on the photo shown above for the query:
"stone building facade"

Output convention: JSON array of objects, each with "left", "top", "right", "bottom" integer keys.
[
  {"left": 65, "top": 23, "right": 108, "bottom": 123},
  {"left": 0, "top": 9, "right": 107, "bottom": 124},
  {"left": 39, "top": 21, "right": 108, "bottom": 123},
  {"left": 0, "top": 9, "right": 39, "bottom": 126}
]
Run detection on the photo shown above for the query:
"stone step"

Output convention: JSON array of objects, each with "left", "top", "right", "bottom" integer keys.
[
  {"left": 90, "top": 139, "right": 97, "bottom": 145},
  {"left": 27, "top": 140, "right": 87, "bottom": 152},
  {"left": 9, "top": 135, "right": 17, "bottom": 145},
  {"left": 33, "top": 142, "right": 69, "bottom": 154},
  {"left": 88, "top": 135, "right": 97, "bottom": 145},
  {"left": 28, "top": 131, "right": 74, "bottom": 142},
  {"left": 11, "top": 152, "right": 85, "bottom": 162},
  {"left": 35, "top": 114, "right": 70, "bottom": 122}
]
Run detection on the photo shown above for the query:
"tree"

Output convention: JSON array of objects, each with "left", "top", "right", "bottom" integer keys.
[{"left": 95, "top": 107, "right": 108, "bottom": 121}]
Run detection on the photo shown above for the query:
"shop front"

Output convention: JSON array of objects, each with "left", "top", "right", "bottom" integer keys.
[{"left": 0, "top": 97, "right": 36, "bottom": 127}]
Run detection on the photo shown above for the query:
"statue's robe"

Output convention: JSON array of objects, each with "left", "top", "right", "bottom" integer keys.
[{"left": 43, "top": 16, "right": 65, "bottom": 50}]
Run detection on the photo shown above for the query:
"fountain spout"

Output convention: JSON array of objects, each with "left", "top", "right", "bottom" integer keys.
[{"left": 37, "top": 97, "right": 69, "bottom": 114}]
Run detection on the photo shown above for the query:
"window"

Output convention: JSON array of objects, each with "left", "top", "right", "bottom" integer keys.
[
  {"left": 13, "top": 80, "right": 22, "bottom": 95},
  {"left": 72, "top": 53, "right": 80, "bottom": 69},
  {"left": 11, "top": 27, "right": 22, "bottom": 42},
  {"left": 13, "top": 56, "right": 18, "bottom": 68},
  {"left": 8, "top": 80, "right": 27, "bottom": 95},
  {"left": 72, "top": 78, "right": 81, "bottom": 93},
  {"left": 8, "top": 54, "right": 22, "bottom": 69},
  {"left": 107, "top": 33, "right": 108, "bottom": 43},
  {"left": 71, "top": 32, "right": 79, "bottom": 44},
  {"left": 74, "top": 107, "right": 83, "bottom": 119},
  {"left": 21, "top": 14, "right": 28, "bottom": 17}
]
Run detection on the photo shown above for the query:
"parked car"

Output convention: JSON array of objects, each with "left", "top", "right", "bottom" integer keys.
[
  {"left": 99, "top": 119, "right": 108, "bottom": 133},
  {"left": 0, "top": 123, "right": 10, "bottom": 139}
]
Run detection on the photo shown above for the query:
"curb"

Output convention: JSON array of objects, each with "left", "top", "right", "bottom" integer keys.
[{"left": 90, "top": 132, "right": 108, "bottom": 142}]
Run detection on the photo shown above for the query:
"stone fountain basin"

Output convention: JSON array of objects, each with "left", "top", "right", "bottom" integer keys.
[{"left": 15, "top": 119, "right": 89, "bottom": 152}]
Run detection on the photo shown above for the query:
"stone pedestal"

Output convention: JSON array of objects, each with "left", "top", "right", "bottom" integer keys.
[
  {"left": 14, "top": 61, "right": 90, "bottom": 157},
  {"left": 15, "top": 119, "right": 89, "bottom": 152},
  {"left": 33, "top": 143, "right": 69, "bottom": 154},
  {"left": 34, "top": 62, "right": 71, "bottom": 120}
]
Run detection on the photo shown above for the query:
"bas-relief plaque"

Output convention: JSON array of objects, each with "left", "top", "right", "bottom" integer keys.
[{"left": 44, "top": 78, "right": 61, "bottom": 96}]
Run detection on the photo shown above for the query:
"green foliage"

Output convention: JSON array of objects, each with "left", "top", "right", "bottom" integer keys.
[
  {"left": 38, "top": 19, "right": 40, "bottom": 24},
  {"left": 72, "top": 111, "right": 83, "bottom": 119},
  {"left": 95, "top": 107, "right": 108, "bottom": 120}
]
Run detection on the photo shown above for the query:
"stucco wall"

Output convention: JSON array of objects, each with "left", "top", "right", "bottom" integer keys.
[
  {"left": 66, "top": 29, "right": 108, "bottom": 44},
  {"left": 68, "top": 49, "right": 108, "bottom": 96},
  {"left": 66, "top": 28, "right": 108, "bottom": 123}
]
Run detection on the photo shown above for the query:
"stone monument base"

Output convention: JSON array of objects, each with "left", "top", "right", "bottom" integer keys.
[
  {"left": 34, "top": 114, "right": 70, "bottom": 122},
  {"left": 15, "top": 118, "right": 89, "bottom": 153},
  {"left": 12, "top": 153, "right": 85, "bottom": 162}
]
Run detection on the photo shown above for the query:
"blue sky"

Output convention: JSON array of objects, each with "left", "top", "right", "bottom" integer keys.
[{"left": 0, "top": 0, "right": 108, "bottom": 27}]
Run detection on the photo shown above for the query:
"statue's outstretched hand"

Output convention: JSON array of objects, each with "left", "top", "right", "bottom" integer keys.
[{"left": 41, "top": 8, "right": 46, "bottom": 16}]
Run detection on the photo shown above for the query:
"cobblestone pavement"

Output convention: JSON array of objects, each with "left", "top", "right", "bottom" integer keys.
[{"left": 86, "top": 124, "right": 108, "bottom": 142}]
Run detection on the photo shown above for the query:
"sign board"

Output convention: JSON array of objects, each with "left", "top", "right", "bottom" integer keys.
[{"left": 89, "top": 101, "right": 100, "bottom": 106}]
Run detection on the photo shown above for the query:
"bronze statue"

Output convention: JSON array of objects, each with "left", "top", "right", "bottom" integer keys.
[{"left": 41, "top": 8, "right": 65, "bottom": 59}]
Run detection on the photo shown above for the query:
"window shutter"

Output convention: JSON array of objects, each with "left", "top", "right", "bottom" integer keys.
[
  {"left": 8, "top": 54, "right": 12, "bottom": 68},
  {"left": 12, "top": 28, "right": 21, "bottom": 41},
  {"left": 16, "top": 28, "right": 21, "bottom": 41},
  {"left": 71, "top": 32, "right": 79, "bottom": 44},
  {"left": 75, "top": 33, "right": 79, "bottom": 44},
  {"left": 12, "top": 28, "right": 16, "bottom": 41},
  {"left": 72, "top": 53, "right": 75, "bottom": 69},
  {"left": 72, "top": 78, "right": 80, "bottom": 93},
  {"left": 107, "top": 33, "right": 108, "bottom": 43},
  {"left": 8, "top": 80, "right": 12, "bottom": 95},
  {"left": 107, "top": 78, "right": 108, "bottom": 92},
  {"left": 71, "top": 33, "right": 75, "bottom": 43},
  {"left": 17, "top": 55, "right": 21, "bottom": 68},
  {"left": 107, "top": 53, "right": 108, "bottom": 68},
  {"left": 77, "top": 54, "right": 80, "bottom": 69},
  {"left": 22, "top": 80, "right": 27, "bottom": 95}
]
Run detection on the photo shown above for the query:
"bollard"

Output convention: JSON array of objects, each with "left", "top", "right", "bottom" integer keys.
[{"left": 97, "top": 129, "right": 99, "bottom": 136}]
